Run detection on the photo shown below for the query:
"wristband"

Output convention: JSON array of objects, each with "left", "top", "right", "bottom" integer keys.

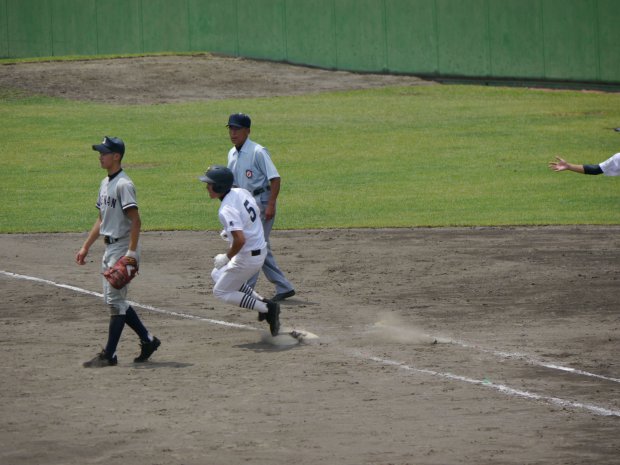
[
  {"left": 125, "top": 250, "right": 137, "bottom": 258},
  {"left": 583, "top": 164, "right": 603, "bottom": 175}
]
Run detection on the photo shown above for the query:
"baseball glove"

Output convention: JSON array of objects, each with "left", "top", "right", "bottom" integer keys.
[{"left": 103, "top": 256, "right": 139, "bottom": 289}]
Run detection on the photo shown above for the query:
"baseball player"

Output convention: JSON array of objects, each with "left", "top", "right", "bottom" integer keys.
[
  {"left": 199, "top": 165, "right": 281, "bottom": 336},
  {"left": 76, "top": 136, "right": 161, "bottom": 367},
  {"left": 226, "top": 113, "right": 296, "bottom": 302},
  {"left": 549, "top": 152, "right": 620, "bottom": 176}
]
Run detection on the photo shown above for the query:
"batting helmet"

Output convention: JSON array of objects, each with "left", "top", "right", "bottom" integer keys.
[{"left": 199, "top": 165, "right": 234, "bottom": 193}]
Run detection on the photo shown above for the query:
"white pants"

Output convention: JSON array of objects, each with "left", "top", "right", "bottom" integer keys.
[
  {"left": 211, "top": 249, "right": 266, "bottom": 308},
  {"left": 101, "top": 238, "right": 141, "bottom": 315}
]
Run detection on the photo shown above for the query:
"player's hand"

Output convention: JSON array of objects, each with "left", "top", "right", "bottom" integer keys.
[
  {"left": 123, "top": 256, "right": 138, "bottom": 274},
  {"left": 264, "top": 204, "right": 276, "bottom": 221},
  {"left": 549, "top": 156, "right": 568, "bottom": 172},
  {"left": 123, "top": 250, "right": 139, "bottom": 274},
  {"left": 219, "top": 230, "right": 229, "bottom": 241},
  {"left": 214, "top": 253, "right": 230, "bottom": 269},
  {"left": 76, "top": 247, "right": 88, "bottom": 265},
  {"left": 125, "top": 250, "right": 138, "bottom": 268},
  {"left": 123, "top": 255, "right": 137, "bottom": 266}
]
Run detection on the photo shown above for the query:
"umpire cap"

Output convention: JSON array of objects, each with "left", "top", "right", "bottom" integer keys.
[
  {"left": 226, "top": 113, "right": 251, "bottom": 129},
  {"left": 92, "top": 136, "right": 125, "bottom": 156},
  {"left": 199, "top": 165, "right": 234, "bottom": 193}
]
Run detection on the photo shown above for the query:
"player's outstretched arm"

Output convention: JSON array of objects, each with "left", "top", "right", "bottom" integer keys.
[{"left": 548, "top": 156, "right": 585, "bottom": 174}]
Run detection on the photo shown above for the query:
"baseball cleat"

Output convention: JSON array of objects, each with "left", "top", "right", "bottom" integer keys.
[
  {"left": 83, "top": 350, "right": 118, "bottom": 368},
  {"left": 134, "top": 336, "right": 161, "bottom": 363},
  {"left": 265, "top": 300, "right": 281, "bottom": 336},
  {"left": 257, "top": 311, "right": 267, "bottom": 322},
  {"left": 271, "top": 289, "right": 295, "bottom": 302}
]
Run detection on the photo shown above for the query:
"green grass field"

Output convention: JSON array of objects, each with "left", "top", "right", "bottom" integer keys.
[{"left": 1, "top": 78, "right": 619, "bottom": 233}]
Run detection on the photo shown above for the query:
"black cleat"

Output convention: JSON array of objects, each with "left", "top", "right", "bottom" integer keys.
[
  {"left": 271, "top": 289, "right": 295, "bottom": 302},
  {"left": 265, "top": 300, "right": 281, "bottom": 336},
  {"left": 257, "top": 311, "right": 267, "bottom": 322},
  {"left": 83, "top": 350, "right": 117, "bottom": 368},
  {"left": 134, "top": 337, "right": 161, "bottom": 363}
]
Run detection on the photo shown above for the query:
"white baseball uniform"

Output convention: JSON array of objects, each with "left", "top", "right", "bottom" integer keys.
[
  {"left": 599, "top": 153, "right": 620, "bottom": 176},
  {"left": 211, "top": 188, "right": 269, "bottom": 312}
]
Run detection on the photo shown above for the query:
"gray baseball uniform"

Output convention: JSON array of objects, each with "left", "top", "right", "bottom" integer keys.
[
  {"left": 81, "top": 135, "right": 160, "bottom": 367},
  {"left": 97, "top": 170, "right": 140, "bottom": 315}
]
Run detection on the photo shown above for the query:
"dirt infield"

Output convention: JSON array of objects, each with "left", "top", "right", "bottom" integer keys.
[
  {"left": 1, "top": 56, "right": 619, "bottom": 464},
  {"left": 1, "top": 228, "right": 619, "bottom": 465},
  {"left": 0, "top": 54, "right": 433, "bottom": 104}
]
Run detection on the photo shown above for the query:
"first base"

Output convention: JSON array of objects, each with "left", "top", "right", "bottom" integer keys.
[{"left": 261, "top": 327, "right": 319, "bottom": 346}]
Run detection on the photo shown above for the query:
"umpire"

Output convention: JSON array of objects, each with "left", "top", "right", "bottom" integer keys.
[{"left": 225, "top": 113, "right": 296, "bottom": 302}]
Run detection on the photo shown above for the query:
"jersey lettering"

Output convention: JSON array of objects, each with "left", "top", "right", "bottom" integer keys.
[
  {"left": 99, "top": 195, "right": 117, "bottom": 209},
  {"left": 244, "top": 199, "right": 257, "bottom": 222}
]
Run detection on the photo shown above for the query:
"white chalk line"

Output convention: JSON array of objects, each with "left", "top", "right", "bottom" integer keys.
[
  {"left": 2, "top": 269, "right": 618, "bottom": 417},
  {"left": 349, "top": 350, "right": 620, "bottom": 418},
  {"left": 0, "top": 270, "right": 253, "bottom": 330},
  {"left": 452, "top": 339, "right": 620, "bottom": 384}
]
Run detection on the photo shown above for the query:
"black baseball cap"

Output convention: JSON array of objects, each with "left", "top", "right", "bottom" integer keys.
[
  {"left": 226, "top": 113, "right": 251, "bottom": 129},
  {"left": 92, "top": 136, "right": 125, "bottom": 156}
]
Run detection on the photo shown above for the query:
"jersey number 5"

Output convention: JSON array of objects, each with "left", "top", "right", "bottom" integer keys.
[{"left": 244, "top": 200, "right": 257, "bottom": 222}]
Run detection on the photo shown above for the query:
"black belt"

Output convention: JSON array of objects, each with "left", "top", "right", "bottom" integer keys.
[
  {"left": 251, "top": 249, "right": 261, "bottom": 256},
  {"left": 252, "top": 185, "right": 271, "bottom": 196},
  {"left": 104, "top": 236, "right": 124, "bottom": 244}
]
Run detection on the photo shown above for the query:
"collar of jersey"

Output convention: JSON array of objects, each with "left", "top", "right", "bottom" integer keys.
[
  {"left": 219, "top": 189, "right": 231, "bottom": 202},
  {"left": 236, "top": 138, "right": 250, "bottom": 155},
  {"left": 108, "top": 168, "right": 123, "bottom": 180}
]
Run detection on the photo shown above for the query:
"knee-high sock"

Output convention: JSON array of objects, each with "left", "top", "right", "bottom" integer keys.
[
  {"left": 125, "top": 306, "right": 150, "bottom": 342},
  {"left": 239, "top": 283, "right": 264, "bottom": 302},
  {"left": 214, "top": 289, "right": 268, "bottom": 312},
  {"left": 105, "top": 315, "right": 126, "bottom": 358}
]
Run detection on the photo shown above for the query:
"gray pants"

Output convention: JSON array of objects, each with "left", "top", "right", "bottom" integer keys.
[
  {"left": 246, "top": 208, "right": 294, "bottom": 295},
  {"left": 101, "top": 238, "right": 141, "bottom": 315}
]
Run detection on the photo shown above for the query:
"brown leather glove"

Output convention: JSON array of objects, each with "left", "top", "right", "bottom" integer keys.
[{"left": 103, "top": 256, "right": 139, "bottom": 289}]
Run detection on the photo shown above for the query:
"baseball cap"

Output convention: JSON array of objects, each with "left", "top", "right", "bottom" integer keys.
[
  {"left": 92, "top": 136, "right": 125, "bottom": 156},
  {"left": 226, "top": 113, "right": 251, "bottom": 129}
]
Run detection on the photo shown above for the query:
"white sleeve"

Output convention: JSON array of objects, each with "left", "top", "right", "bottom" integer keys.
[
  {"left": 599, "top": 153, "right": 620, "bottom": 176},
  {"left": 219, "top": 205, "right": 243, "bottom": 232}
]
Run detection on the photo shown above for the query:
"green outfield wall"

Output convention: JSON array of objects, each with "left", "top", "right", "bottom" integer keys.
[{"left": 1, "top": 0, "right": 619, "bottom": 84}]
